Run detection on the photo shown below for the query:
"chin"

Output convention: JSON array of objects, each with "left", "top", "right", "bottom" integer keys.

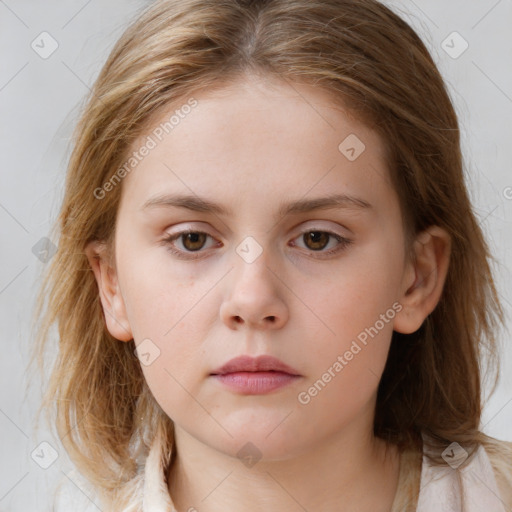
[{"left": 205, "top": 419, "right": 312, "bottom": 463}]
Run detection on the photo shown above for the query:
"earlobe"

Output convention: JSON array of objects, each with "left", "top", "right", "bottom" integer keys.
[
  {"left": 84, "top": 240, "right": 133, "bottom": 342},
  {"left": 393, "top": 226, "right": 451, "bottom": 335}
]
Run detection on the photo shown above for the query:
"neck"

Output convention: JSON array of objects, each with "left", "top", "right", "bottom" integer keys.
[{"left": 168, "top": 419, "right": 400, "bottom": 512}]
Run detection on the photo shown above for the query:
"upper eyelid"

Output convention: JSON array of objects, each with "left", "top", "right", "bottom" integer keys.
[{"left": 166, "top": 220, "right": 350, "bottom": 238}]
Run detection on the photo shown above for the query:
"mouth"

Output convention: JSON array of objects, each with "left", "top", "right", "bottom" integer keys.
[
  {"left": 210, "top": 354, "right": 301, "bottom": 376},
  {"left": 210, "top": 355, "right": 302, "bottom": 395}
]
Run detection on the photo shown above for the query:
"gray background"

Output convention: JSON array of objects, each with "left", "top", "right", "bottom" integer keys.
[{"left": 1, "top": 0, "right": 511, "bottom": 510}]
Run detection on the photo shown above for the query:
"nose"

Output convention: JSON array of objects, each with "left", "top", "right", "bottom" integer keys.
[{"left": 220, "top": 251, "right": 289, "bottom": 331}]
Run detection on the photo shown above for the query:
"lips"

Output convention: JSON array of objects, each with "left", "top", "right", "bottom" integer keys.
[
  {"left": 210, "top": 355, "right": 301, "bottom": 376},
  {"left": 210, "top": 355, "right": 302, "bottom": 395}
]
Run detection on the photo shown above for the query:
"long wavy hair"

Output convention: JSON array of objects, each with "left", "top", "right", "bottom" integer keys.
[{"left": 31, "top": 0, "right": 508, "bottom": 509}]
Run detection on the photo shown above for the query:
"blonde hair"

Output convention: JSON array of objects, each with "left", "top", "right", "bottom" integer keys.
[{"left": 31, "top": 0, "right": 509, "bottom": 508}]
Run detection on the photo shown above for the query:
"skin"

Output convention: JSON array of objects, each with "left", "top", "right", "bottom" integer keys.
[{"left": 86, "top": 72, "right": 451, "bottom": 512}]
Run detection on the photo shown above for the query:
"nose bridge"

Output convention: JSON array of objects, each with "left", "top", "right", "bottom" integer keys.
[
  {"left": 232, "top": 233, "right": 276, "bottom": 293},
  {"left": 220, "top": 233, "right": 288, "bottom": 329}
]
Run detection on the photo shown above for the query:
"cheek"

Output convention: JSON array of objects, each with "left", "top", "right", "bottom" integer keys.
[
  {"left": 118, "top": 271, "right": 206, "bottom": 401},
  {"left": 313, "top": 245, "right": 401, "bottom": 340},
  {"left": 134, "top": 315, "right": 207, "bottom": 423},
  {"left": 139, "top": 362, "right": 207, "bottom": 427},
  {"left": 119, "top": 247, "right": 201, "bottom": 340},
  {"left": 298, "top": 238, "right": 402, "bottom": 387},
  {"left": 295, "top": 283, "right": 396, "bottom": 427}
]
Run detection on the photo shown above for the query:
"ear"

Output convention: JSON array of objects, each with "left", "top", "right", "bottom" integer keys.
[
  {"left": 393, "top": 226, "right": 451, "bottom": 334},
  {"left": 84, "top": 240, "right": 133, "bottom": 342}
]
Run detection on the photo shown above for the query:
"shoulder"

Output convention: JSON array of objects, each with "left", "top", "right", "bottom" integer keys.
[
  {"left": 480, "top": 435, "right": 512, "bottom": 508},
  {"left": 411, "top": 432, "right": 512, "bottom": 512}
]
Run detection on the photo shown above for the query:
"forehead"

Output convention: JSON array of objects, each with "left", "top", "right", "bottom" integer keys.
[{"left": 118, "top": 74, "right": 395, "bottom": 218}]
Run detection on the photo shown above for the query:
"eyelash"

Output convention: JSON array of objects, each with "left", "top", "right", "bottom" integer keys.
[{"left": 161, "top": 228, "right": 353, "bottom": 260}]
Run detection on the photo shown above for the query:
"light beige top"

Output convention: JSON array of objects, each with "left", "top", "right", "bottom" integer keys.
[{"left": 141, "top": 434, "right": 512, "bottom": 512}]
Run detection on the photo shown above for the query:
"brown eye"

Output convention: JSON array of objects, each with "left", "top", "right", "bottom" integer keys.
[
  {"left": 162, "top": 230, "right": 217, "bottom": 260},
  {"left": 163, "top": 227, "right": 352, "bottom": 261},
  {"left": 303, "top": 231, "right": 330, "bottom": 251},
  {"left": 292, "top": 229, "right": 353, "bottom": 258},
  {"left": 181, "top": 232, "right": 207, "bottom": 251}
]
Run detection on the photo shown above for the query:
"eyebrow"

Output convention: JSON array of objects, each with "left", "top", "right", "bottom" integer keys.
[{"left": 141, "top": 192, "right": 372, "bottom": 219}]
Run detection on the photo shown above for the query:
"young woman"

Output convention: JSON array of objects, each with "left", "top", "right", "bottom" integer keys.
[{"left": 33, "top": 0, "right": 512, "bottom": 510}]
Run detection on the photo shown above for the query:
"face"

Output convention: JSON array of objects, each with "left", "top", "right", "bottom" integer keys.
[{"left": 92, "top": 73, "right": 423, "bottom": 460}]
